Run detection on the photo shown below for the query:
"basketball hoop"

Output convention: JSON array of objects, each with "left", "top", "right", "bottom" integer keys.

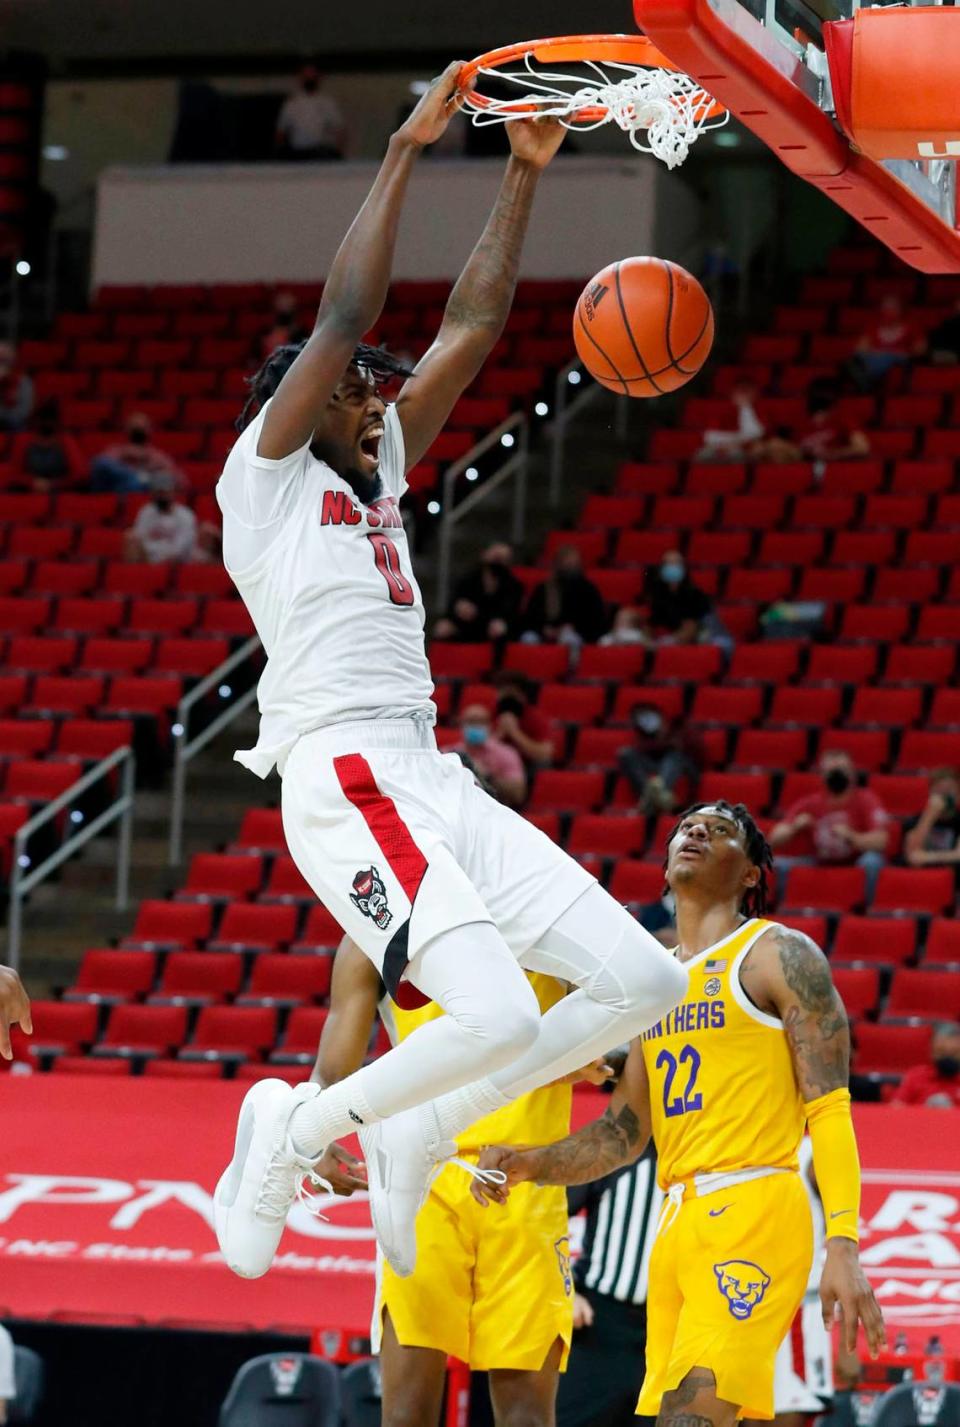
[{"left": 459, "top": 34, "right": 727, "bottom": 170}]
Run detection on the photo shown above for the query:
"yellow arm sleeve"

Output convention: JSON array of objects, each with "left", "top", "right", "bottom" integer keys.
[{"left": 805, "top": 1087, "right": 860, "bottom": 1243}]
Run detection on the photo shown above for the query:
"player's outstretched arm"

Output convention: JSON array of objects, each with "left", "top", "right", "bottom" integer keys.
[
  {"left": 395, "top": 118, "right": 566, "bottom": 469},
  {"left": 0, "top": 964, "right": 31, "bottom": 1060},
  {"left": 258, "top": 62, "right": 467, "bottom": 462},
  {"left": 471, "top": 1040, "right": 651, "bottom": 1204},
  {"left": 744, "top": 927, "right": 887, "bottom": 1359}
]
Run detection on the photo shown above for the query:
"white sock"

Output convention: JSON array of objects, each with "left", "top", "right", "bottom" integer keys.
[
  {"left": 426, "top": 1078, "right": 512, "bottom": 1148},
  {"left": 289, "top": 1076, "right": 378, "bottom": 1158}
]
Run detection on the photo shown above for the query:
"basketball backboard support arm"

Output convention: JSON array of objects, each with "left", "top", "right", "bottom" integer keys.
[{"left": 633, "top": 0, "right": 960, "bottom": 272}]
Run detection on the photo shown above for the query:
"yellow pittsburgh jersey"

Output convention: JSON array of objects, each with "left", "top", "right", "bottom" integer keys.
[
  {"left": 381, "top": 973, "right": 572, "bottom": 1152},
  {"left": 642, "top": 918, "right": 806, "bottom": 1189}
]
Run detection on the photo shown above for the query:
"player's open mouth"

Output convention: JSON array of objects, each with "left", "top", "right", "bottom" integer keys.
[
  {"left": 358, "top": 423, "right": 383, "bottom": 469},
  {"left": 676, "top": 843, "right": 705, "bottom": 860}
]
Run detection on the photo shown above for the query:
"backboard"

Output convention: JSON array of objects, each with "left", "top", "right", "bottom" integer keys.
[{"left": 633, "top": 0, "right": 960, "bottom": 272}]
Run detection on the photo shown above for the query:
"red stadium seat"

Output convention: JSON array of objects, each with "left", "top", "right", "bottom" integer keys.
[
  {"left": 5, "top": 760, "right": 79, "bottom": 802},
  {"left": 572, "top": 728, "right": 633, "bottom": 767},
  {"left": 924, "top": 919, "right": 960, "bottom": 966},
  {"left": 724, "top": 568, "right": 793, "bottom": 604},
  {"left": 262, "top": 855, "right": 315, "bottom": 903},
  {"left": 180, "top": 853, "right": 263, "bottom": 901},
  {"left": 98, "top": 1004, "right": 188, "bottom": 1057},
  {"left": 782, "top": 866, "right": 866, "bottom": 913},
  {"left": 566, "top": 815, "right": 644, "bottom": 859},
  {"left": 589, "top": 569, "right": 644, "bottom": 607},
  {"left": 849, "top": 688, "right": 922, "bottom": 729},
  {"left": 839, "top": 606, "right": 910, "bottom": 643},
  {"left": 105, "top": 676, "right": 183, "bottom": 716},
  {"left": 777, "top": 914, "right": 828, "bottom": 946},
  {"left": 904, "top": 531, "right": 957, "bottom": 566},
  {"left": 154, "top": 638, "right": 230, "bottom": 676},
  {"left": 294, "top": 904, "right": 345, "bottom": 950},
  {"left": 538, "top": 684, "right": 606, "bottom": 725},
  {"left": 651, "top": 496, "right": 715, "bottom": 531},
  {"left": 890, "top": 459, "right": 953, "bottom": 496},
  {"left": 239, "top": 954, "right": 333, "bottom": 1007},
  {"left": 685, "top": 465, "right": 746, "bottom": 498},
  {"left": 829, "top": 532, "right": 896, "bottom": 567},
  {"left": 580, "top": 495, "right": 647, "bottom": 529},
  {"left": 821, "top": 461, "right": 883, "bottom": 496},
  {"left": 7, "top": 527, "right": 75, "bottom": 560},
  {"left": 76, "top": 528, "right": 126, "bottom": 560},
  {"left": 778, "top": 772, "right": 822, "bottom": 809},
  {"left": 173, "top": 564, "right": 234, "bottom": 598},
  {"left": 614, "top": 530, "right": 678, "bottom": 564},
  {"left": 929, "top": 689, "right": 960, "bottom": 728},
  {"left": 727, "top": 644, "right": 802, "bottom": 685},
  {"left": 755, "top": 531, "right": 824, "bottom": 567},
  {"left": 31, "top": 563, "right": 100, "bottom": 598},
  {"left": 102, "top": 563, "right": 172, "bottom": 598},
  {"left": 0, "top": 719, "right": 54, "bottom": 757},
  {"left": 0, "top": 675, "right": 27, "bottom": 713},
  {"left": 796, "top": 568, "right": 864, "bottom": 604},
  {"left": 862, "top": 495, "right": 927, "bottom": 530},
  {"left": 793, "top": 495, "right": 855, "bottom": 529},
  {"left": 615, "top": 461, "right": 678, "bottom": 497},
  {"left": 51, "top": 1056, "right": 130, "bottom": 1078},
  {"left": 232, "top": 808, "right": 287, "bottom": 854},
  {"left": 200, "top": 600, "right": 257, "bottom": 639},
  {"left": 899, "top": 731, "right": 960, "bottom": 772},
  {"left": 610, "top": 685, "right": 684, "bottom": 723},
  {"left": 832, "top": 967, "right": 880, "bottom": 1019},
  {"left": 57, "top": 719, "right": 134, "bottom": 760},
  {"left": 689, "top": 685, "right": 763, "bottom": 726},
  {"left": 806, "top": 646, "right": 878, "bottom": 685},
  {"left": 721, "top": 495, "right": 786, "bottom": 530},
  {"left": 698, "top": 771, "right": 772, "bottom": 812},
  {"left": 152, "top": 952, "right": 243, "bottom": 1005},
  {"left": 210, "top": 902, "right": 299, "bottom": 952},
  {"left": 0, "top": 563, "right": 27, "bottom": 596},
  {"left": 867, "top": 776, "right": 928, "bottom": 818},
  {"left": 528, "top": 770, "right": 605, "bottom": 813},
  {"left": 128, "top": 598, "right": 199, "bottom": 636},
  {"left": 428, "top": 643, "right": 494, "bottom": 681},
  {"left": 54, "top": 598, "right": 126, "bottom": 635},
  {"left": 0, "top": 596, "right": 51, "bottom": 633},
  {"left": 502, "top": 643, "right": 570, "bottom": 681},
  {"left": 832, "top": 916, "right": 916, "bottom": 967},
  {"left": 124, "top": 899, "right": 213, "bottom": 949},
  {"left": 576, "top": 646, "right": 647, "bottom": 682},
  {"left": 873, "top": 568, "right": 940, "bottom": 604},
  {"left": 769, "top": 686, "right": 842, "bottom": 727},
  {"left": 82, "top": 639, "right": 154, "bottom": 675},
  {"left": 26, "top": 676, "right": 104, "bottom": 716},
  {"left": 818, "top": 729, "right": 889, "bottom": 772},
  {"left": 649, "top": 646, "right": 723, "bottom": 684},
  {"left": 854, "top": 1022, "right": 931, "bottom": 1076},
  {"left": 916, "top": 607, "right": 960, "bottom": 643},
  {"left": 270, "top": 1007, "right": 330, "bottom": 1061},
  {"left": 608, "top": 861, "right": 665, "bottom": 905},
  {"left": 886, "top": 969, "right": 960, "bottom": 1020},
  {"left": 687, "top": 531, "right": 752, "bottom": 566},
  {"left": 871, "top": 868, "right": 954, "bottom": 916},
  {"left": 735, "top": 729, "right": 808, "bottom": 770},
  {"left": 751, "top": 464, "right": 814, "bottom": 498},
  {"left": 16, "top": 1000, "right": 99, "bottom": 1057}
]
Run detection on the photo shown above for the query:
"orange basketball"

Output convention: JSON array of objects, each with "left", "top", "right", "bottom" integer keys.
[{"left": 573, "top": 256, "right": 714, "bottom": 397}]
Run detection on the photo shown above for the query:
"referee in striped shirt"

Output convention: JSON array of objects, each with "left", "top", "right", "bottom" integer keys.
[{"left": 557, "top": 1145, "right": 662, "bottom": 1427}]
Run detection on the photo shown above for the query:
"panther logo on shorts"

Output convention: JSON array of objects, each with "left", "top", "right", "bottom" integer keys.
[
  {"left": 350, "top": 866, "right": 393, "bottom": 930},
  {"left": 713, "top": 1260, "right": 771, "bottom": 1319},
  {"left": 554, "top": 1236, "right": 573, "bottom": 1297}
]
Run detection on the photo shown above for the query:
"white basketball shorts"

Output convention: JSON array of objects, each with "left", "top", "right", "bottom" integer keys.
[
  {"left": 773, "top": 1296, "right": 834, "bottom": 1414},
  {"left": 280, "top": 719, "right": 595, "bottom": 1005}
]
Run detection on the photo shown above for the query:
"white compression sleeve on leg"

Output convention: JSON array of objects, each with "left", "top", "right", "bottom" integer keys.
[
  {"left": 289, "top": 921, "right": 538, "bottom": 1156},
  {"left": 430, "top": 885, "right": 687, "bottom": 1144}
]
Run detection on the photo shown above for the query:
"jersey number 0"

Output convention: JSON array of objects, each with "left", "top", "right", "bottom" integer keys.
[{"left": 368, "top": 533, "right": 415, "bottom": 607}]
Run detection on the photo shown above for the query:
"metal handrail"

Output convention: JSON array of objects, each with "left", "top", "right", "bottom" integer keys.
[
  {"left": 7, "top": 745, "right": 136, "bottom": 971},
  {"left": 168, "top": 634, "right": 263, "bottom": 865},
  {"left": 435, "top": 412, "right": 530, "bottom": 608},
  {"left": 548, "top": 359, "right": 605, "bottom": 506}
]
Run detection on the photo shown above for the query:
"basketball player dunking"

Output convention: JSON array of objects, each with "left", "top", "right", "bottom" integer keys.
[
  {"left": 212, "top": 63, "right": 686, "bottom": 1282},
  {"left": 473, "top": 802, "right": 886, "bottom": 1426}
]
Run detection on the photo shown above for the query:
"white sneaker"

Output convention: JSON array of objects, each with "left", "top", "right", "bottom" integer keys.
[
  {"left": 360, "top": 1105, "right": 507, "bottom": 1278},
  {"left": 214, "top": 1078, "right": 330, "bottom": 1279}
]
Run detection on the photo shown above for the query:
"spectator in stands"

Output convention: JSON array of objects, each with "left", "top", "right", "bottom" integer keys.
[
  {"left": 644, "top": 551, "right": 713, "bottom": 645},
  {"left": 11, "top": 399, "right": 83, "bottom": 492},
  {"left": 434, "top": 542, "right": 524, "bottom": 642},
  {"left": 123, "top": 477, "right": 217, "bottom": 564},
  {"left": 275, "top": 66, "right": 346, "bottom": 161},
  {"left": 493, "top": 672, "right": 555, "bottom": 768},
  {"left": 90, "top": 412, "right": 186, "bottom": 494},
  {"left": 0, "top": 342, "right": 33, "bottom": 432},
  {"left": 453, "top": 702, "right": 527, "bottom": 808},
  {"left": 769, "top": 749, "right": 889, "bottom": 899},
  {"left": 761, "top": 381, "right": 870, "bottom": 466},
  {"left": 905, "top": 768, "right": 960, "bottom": 870},
  {"left": 521, "top": 544, "right": 607, "bottom": 646},
  {"left": 599, "top": 606, "right": 648, "bottom": 647},
  {"left": 892, "top": 1022, "right": 960, "bottom": 1109},
  {"left": 252, "top": 291, "right": 310, "bottom": 363},
  {"left": 694, "top": 378, "right": 767, "bottom": 461},
  {"left": 850, "top": 293, "right": 926, "bottom": 388},
  {"left": 928, "top": 297, "right": 960, "bottom": 365},
  {"left": 0, "top": 1321, "right": 13, "bottom": 1423},
  {"left": 619, "top": 701, "right": 703, "bottom": 813}
]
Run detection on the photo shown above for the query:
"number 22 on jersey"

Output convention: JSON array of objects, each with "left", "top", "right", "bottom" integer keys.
[
  {"left": 656, "top": 1044, "right": 703, "bottom": 1118},
  {"left": 367, "top": 532, "right": 415, "bottom": 607}
]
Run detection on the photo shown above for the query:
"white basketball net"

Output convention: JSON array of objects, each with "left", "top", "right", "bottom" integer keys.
[{"left": 468, "top": 55, "right": 727, "bottom": 170}]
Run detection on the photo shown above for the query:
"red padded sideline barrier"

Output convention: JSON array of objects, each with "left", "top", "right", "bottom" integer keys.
[{"left": 1, "top": 1078, "right": 960, "bottom": 1348}]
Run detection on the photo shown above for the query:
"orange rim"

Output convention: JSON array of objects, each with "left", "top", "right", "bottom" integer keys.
[{"left": 459, "top": 33, "right": 724, "bottom": 125}]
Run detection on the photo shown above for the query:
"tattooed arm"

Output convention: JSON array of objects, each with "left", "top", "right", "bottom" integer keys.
[
  {"left": 471, "top": 1040, "right": 652, "bottom": 1203},
  {"left": 394, "top": 119, "right": 564, "bottom": 468}
]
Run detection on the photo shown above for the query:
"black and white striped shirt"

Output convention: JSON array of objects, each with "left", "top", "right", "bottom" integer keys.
[{"left": 571, "top": 1148, "right": 663, "bottom": 1306}]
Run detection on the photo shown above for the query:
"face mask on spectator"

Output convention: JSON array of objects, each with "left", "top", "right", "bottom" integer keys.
[
  {"left": 155, "top": 495, "right": 172, "bottom": 513},
  {"left": 934, "top": 1056, "right": 960, "bottom": 1079},
  {"left": 824, "top": 768, "right": 851, "bottom": 795},
  {"left": 129, "top": 426, "right": 149, "bottom": 446},
  {"left": 463, "top": 724, "right": 488, "bottom": 747},
  {"left": 634, "top": 711, "right": 663, "bottom": 736},
  {"left": 660, "top": 561, "right": 684, "bottom": 585},
  {"left": 497, "top": 695, "right": 525, "bottom": 718}
]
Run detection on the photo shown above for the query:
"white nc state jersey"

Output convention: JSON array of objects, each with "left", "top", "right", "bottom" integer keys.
[{"left": 217, "top": 400, "right": 434, "bottom": 778}]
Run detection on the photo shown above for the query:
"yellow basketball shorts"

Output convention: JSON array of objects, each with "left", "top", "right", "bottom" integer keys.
[
  {"left": 374, "top": 1156, "right": 574, "bottom": 1372},
  {"left": 637, "top": 1172, "right": 813, "bottom": 1421}
]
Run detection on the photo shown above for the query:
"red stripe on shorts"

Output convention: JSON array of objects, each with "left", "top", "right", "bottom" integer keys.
[
  {"left": 789, "top": 1306, "right": 805, "bottom": 1379},
  {"left": 333, "top": 752, "right": 428, "bottom": 903}
]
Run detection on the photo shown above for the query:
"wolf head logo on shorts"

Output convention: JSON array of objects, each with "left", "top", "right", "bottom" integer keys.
[
  {"left": 713, "top": 1260, "right": 771, "bottom": 1319},
  {"left": 350, "top": 866, "right": 393, "bottom": 930},
  {"left": 554, "top": 1236, "right": 573, "bottom": 1297}
]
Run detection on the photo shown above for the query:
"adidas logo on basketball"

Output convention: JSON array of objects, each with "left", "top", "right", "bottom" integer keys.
[{"left": 583, "top": 281, "right": 609, "bottom": 321}]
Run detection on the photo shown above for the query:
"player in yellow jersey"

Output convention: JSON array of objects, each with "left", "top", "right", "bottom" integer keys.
[
  {"left": 473, "top": 801, "right": 886, "bottom": 1426},
  {"left": 314, "top": 936, "right": 617, "bottom": 1426}
]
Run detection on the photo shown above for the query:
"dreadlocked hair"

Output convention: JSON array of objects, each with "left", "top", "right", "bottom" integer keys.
[
  {"left": 236, "top": 340, "right": 416, "bottom": 432},
  {"left": 663, "top": 799, "right": 774, "bottom": 918}
]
